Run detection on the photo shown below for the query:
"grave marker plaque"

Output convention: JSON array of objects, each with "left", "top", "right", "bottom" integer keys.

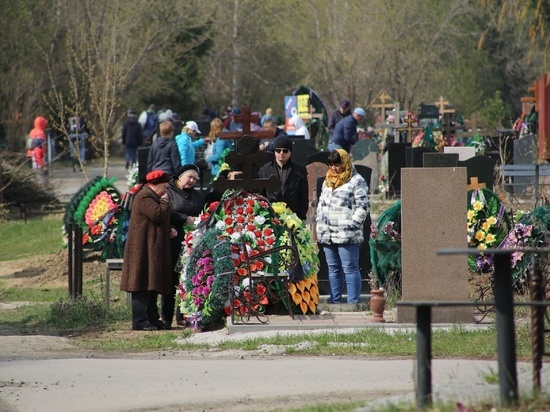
[{"left": 423, "top": 153, "right": 458, "bottom": 168}]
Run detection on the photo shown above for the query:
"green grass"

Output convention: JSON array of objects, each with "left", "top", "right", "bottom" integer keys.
[
  {"left": 0, "top": 216, "right": 64, "bottom": 261},
  {"left": 0, "top": 279, "right": 67, "bottom": 302}
]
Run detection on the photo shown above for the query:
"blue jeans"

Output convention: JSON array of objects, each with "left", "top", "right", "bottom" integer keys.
[
  {"left": 323, "top": 244, "right": 362, "bottom": 303},
  {"left": 125, "top": 146, "right": 138, "bottom": 166},
  {"left": 70, "top": 133, "right": 86, "bottom": 162}
]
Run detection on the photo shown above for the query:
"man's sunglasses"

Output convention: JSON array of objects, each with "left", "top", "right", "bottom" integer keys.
[{"left": 275, "top": 148, "right": 290, "bottom": 154}]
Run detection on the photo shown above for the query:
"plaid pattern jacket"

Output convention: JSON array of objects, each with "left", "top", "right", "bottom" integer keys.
[{"left": 316, "top": 171, "right": 369, "bottom": 245}]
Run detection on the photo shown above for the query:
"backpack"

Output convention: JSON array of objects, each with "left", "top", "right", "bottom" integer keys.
[{"left": 144, "top": 112, "right": 157, "bottom": 136}]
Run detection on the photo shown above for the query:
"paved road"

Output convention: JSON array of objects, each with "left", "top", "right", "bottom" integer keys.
[{"left": 1, "top": 352, "right": 542, "bottom": 412}]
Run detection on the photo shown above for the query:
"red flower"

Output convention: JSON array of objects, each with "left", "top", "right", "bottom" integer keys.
[
  {"left": 246, "top": 206, "right": 254, "bottom": 214},
  {"left": 255, "top": 230, "right": 262, "bottom": 237},
  {"left": 236, "top": 207, "right": 244, "bottom": 215},
  {"left": 257, "top": 239, "right": 265, "bottom": 247},
  {"left": 232, "top": 258, "right": 241, "bottom": 266},
  {"left": 266, "top": 237, "right": 275, "bottom": 245},
  {"left": 247, "top": 199, "right": 255, "bottom": 206},
  {"left": 226, "top": 227, "right": 234, "bottom": 234},
  {"left": 263, "top": 228, "right": 273, "bottom": 236},
  {"left": 273, "top": 218, "right": 280, "bottom": 225},
  {"left": 225, "top": 217, "right": 233, "bottom": 225},
  {"left": 90, "top": 224, "right": 102, "bottom": 235},
  {"left": 236, "top": 198, "right": 244, "bottom": 205},
  {"left": 260, "top": 201, "right": 268, "bottom": 208},
  {"left": 200, "top": 214, "right": 209, "bottom": 221},
  {"left": 237, "top": 216, "right": 245, "bottom": 224},
  {"left": 247, "top": 224, "right": 256, "bottom": 231},
  {"left": 237, "top": 267, "right": 248, "bottom": 276},
  {"left": 208, "top": 202, "right": 219, "bottom": 212}
]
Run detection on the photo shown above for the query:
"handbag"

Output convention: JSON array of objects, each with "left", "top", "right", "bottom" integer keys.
[{"left": 195, "top": 158, "right": 208, "bottom": 169}]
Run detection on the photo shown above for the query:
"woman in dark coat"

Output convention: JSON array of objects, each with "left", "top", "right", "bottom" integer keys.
[
  {"left": 120, "top": 170, "right": 173, "bottom": 331},
  {"left": 163, "top": 164, "right": 205, "bottom": 329}
]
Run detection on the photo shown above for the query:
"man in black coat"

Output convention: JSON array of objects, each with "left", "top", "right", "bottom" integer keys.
[
  {"left": 258, "top": 135, "right": 309, "bottom": 221},
  {"left": 121, "top": 109, "right": 144, "bottom": 169}
]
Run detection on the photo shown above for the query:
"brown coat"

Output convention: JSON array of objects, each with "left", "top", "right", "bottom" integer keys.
[{"left": 120, "top": 185, "right": 172, "bottom": 295}]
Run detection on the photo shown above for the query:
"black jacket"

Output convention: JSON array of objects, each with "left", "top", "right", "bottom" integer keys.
[
  {"left": 258, "top": 159, "right": 309, "bottom": 221},
  {"left": 166, "top": 180, "right": 204, "bottom": 267},
  {"left": 122, "top": 117, "right": 144, "bottom": 148}
]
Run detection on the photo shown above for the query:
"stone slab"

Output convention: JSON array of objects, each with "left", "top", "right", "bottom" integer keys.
[
  {"left": 444, "top": 146, "right": 475, "bottom": 161},
  {"left": 398, "top": 167, "right": 471, "bottom": 323}
]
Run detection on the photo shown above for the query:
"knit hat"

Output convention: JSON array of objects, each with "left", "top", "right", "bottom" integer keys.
[
  {"left": 274, "top": 135, "right": 293, "bottom": 152},
  {"left": 174, "top": 164, "right": 200, "bottom": 179},
  {"left": 341, "top": 99, "right": 350, "bottom": 110},
  {"left": 145, "top": 170, "right": 170, "bottom": 184}
]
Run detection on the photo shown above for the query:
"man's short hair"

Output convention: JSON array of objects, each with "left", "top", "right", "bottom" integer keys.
[{"left": 159, "top": 121, "right": 174, "bottom": 137}]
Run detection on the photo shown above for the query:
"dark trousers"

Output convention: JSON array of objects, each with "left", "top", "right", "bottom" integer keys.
[
  {"left": 131, "top": 290, "right": 160, "bottom": 329},
  {"left": 161, "top": 271, "right": 183, "bottom": 326}
]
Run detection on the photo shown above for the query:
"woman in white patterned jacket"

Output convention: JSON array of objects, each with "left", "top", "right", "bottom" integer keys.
[{"left": 316, "top": 149, "right": 369, "bottom": 304}]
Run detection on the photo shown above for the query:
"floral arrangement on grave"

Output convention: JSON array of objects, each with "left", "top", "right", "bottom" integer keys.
[
  {"left": 177, "top": 190, "right": 319, "bottom": 331},
  {"left": 411, "top": 124, "right": 445, "bottom": 152},
  {"left": 466, "top": 188, "right": 510, "bottom": 273},
  {"left": 369, "top": 200, "right": 402, "bottom": 292},
  {"left": 491, "top": 206, "right": 550, "bottom": 285},
  {"left": 62, "top": 176, "right": 126, "bottom": 258}
]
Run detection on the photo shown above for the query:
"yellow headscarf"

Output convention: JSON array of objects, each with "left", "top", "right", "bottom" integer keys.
[{"left": 325, "top": 149, "right": 353, "bottom": 189}]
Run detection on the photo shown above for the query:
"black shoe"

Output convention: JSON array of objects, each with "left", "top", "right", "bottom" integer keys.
[
  {"left": 132, "top": 322, "right": 156, "bottom": 331},
  {"left": 163, "top": 321, "right": 172, "bottom": 330},
  {"left": 150, "top": 320, "right": 166, "bottom": 330}
]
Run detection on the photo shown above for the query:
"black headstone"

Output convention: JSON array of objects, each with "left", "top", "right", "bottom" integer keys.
[
  {"left": 387, "top": 142, "right": 411, "bottom": 197},
  {"left": 307, "top": 151, "right": 331, "bottom": 165},
  {"left": 423, "top": 153, "right": 459, "bottom": 167},
  {"left": 458, "top": 154, "right": 496, "bottom": 190},
  {"left": 137, "top": 146, "right": 150, "bottom": 181},
  {"left": 289, "top": 138, "right": 317, "bottom": 167},
  {"left": 406, "top": 147, "right": 436, "bottom": 168}
]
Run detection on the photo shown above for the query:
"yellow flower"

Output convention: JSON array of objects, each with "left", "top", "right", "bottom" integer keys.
[
  {"left": 271, "top": 202, "right": 288, "bottom": 215},
  {"left": 475, "top": 230, "right": 485, "bottom": 241},
  {"left": 481, "top": 221, "right": 490, "bottom": 231},
  {"left": 485, "top": 233, "right": 496, "bottom": 244},
  {"left": 467, "top": 210, "right": 476, "bottom": 220},
  {"left": 473, "top": 201, "right": 484, "bottom": 211},
  {"left": 487, "top": 216, "right": 497, "bottom": 226},
  {"left": 477, "top": 243, "right": 487, "bottom": 250}
]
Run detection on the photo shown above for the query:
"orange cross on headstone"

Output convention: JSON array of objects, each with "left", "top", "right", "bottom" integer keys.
[
  {"left": 395, "top": 114, "right": 423, "bottom": 143},
  {"left": 220, "top": 106, "right": 274, "bottom": 140},
  {"left": 369, "top": 90, "right": 395, "bottom": 123},
  {"left": 467, "top": 177, "right": 486, "bottom": 191}
]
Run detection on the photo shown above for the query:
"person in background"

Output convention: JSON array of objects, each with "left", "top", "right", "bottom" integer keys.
[
  {"left": 31, "top": 137, "right": 47, "bottom": 186},
  {"left": 121, "top": 108, "right": 144, "bottom": 169},
  {"left": 175, "top": 121, "right": 211, "bottom": 190},
  {"left": 163, "top": 164, "right": 204, "bottom": 329},
  {"left": 258, "top": 135, "right": 308, "bottom": 221},
  {"left": 147, "top": 121, "right": 182, "bottom": 176},
  {"left": 316, "top": 149, "right": 369, "bottom": 304},
  {"left": 120, "top": 170, "right": 174, "bottom": 331},
  {"left": 258, "top": 119, "right": 283, "bottom": 152},
  {"left": 289, "top": 114, "right": 310, "bottom": 139},
  {"left": 260, "top": 107, "right": 276, "bottom": 127},
  {"left": 68, "top": 115, "right": 89, "bottom": 164},
  {"left": 328, "top": 107, "right": 366, "bottom": 153},
  {"left": 139, "top": 104, "right": 158, "bottom": 145},
  {"left": 27, "top": 116, "right": 48, "bottom": 168},
  {"left": 206, "top": 118, "right": 232, "bottom": 179},
  {"left": 228, "top": 107, "right": 242, "bottom": 131},
  {"left": 328, "top": 99, "right": 352, "bottom": 136}
]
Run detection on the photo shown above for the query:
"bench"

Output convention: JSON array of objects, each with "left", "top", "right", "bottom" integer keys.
[{"left": 498, "top": 164, "right": 550, "bottom": 199}]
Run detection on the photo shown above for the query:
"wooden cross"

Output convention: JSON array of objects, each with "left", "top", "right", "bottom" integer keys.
[
  {"left": 395, "top": 114, "right": 423, "bottom": 143},
  {"left": 220, "top": 106, "right": 274, "bottom": 140},
  {"left": 467, "top": 177, "right": 486, "bottom": 191},
  {"left": 369, "top": 90, "right": 395, "bottom": 122},
  {"left": 434, "top": 96, "right": 455, "bottom": 115}
]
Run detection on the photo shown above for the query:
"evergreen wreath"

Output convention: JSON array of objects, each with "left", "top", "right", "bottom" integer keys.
[{"left": 180, "top": 228, "right": 234, "bottom": 331}]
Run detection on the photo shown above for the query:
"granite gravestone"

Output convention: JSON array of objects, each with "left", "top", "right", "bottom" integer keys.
[
  {"left": 406, "top": 147, "right": 436, "bottom": 168},
  {"left": 458, "top": 154, "right": 496, "bottom": 190},
  {"left": 290, "top": 138, "right": 317, "bottom": 167},
  {"left": 353, "top": 139, "right": 379, "bottom": 192},
  {"left": 444, "top": 146, "right": 475, "bottom": 161},
  {"left": 512, "top": 134, "right": 536, "bottom": 194},
  {"left": 306, "top": 162, "right": 329, "bottom": 228},
  {"left": 398, "top": 167, "right": 471, "bottom": 323},
  {"left": 387, "top": 142, "right": 411, "bottom": 197},
  {"left": 307, "top": 151, "right": 331, "bottom": 165},
  {"left": 423, "top": 153, "right": 459, "bottom": 168}
]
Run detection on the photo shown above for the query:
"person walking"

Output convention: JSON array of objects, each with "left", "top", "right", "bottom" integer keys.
[
  {"left": 120, "top": 170, "right": 174, "bottom": 331},
  {"left": 121, "top": 108, "right": 144, "bottom": 169},
  {"left": 205, "top": 118, "right": 232, "bottom": 179},
  {"left": 258, "top": 135, "right": 309, "bottom": 221},
  {"left": 316, "top": 149, "right": 369, "bottom": 304},
  {"left": 327, "top": 99, "right": 352, "bottom": 136}
]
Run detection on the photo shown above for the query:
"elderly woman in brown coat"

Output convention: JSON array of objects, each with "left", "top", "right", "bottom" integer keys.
[{"left": 120, "top": 170, "right": 174, "bottom": 331}]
